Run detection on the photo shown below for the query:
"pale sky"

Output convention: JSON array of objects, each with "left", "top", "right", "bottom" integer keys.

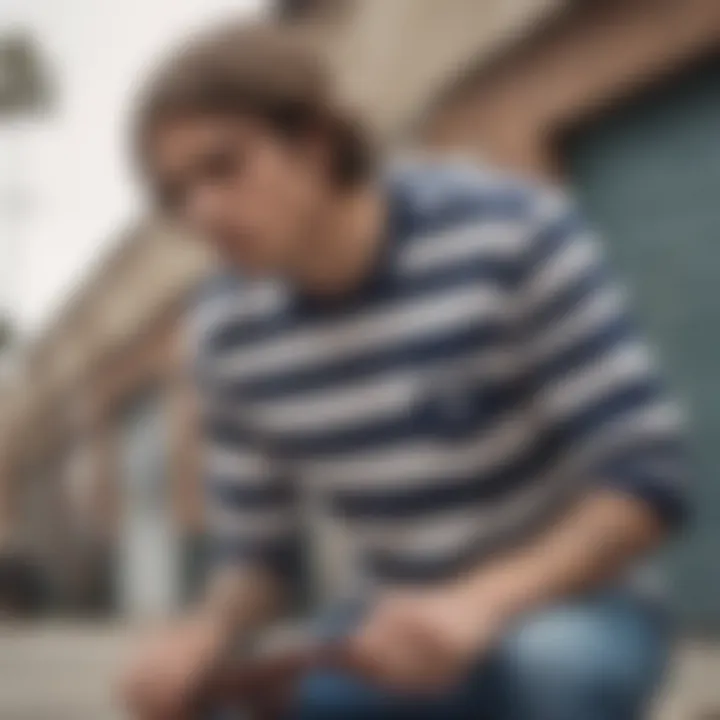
[{"left": 0, "top": 0, "right": 264, "bottom": 335}]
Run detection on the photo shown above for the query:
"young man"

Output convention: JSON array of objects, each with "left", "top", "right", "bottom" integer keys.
[{"left": 124, "top": 22, "right": 688, "bottom": 720}]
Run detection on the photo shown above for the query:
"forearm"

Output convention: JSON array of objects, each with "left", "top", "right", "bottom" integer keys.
[{"left": 462, "top": 490, "right": 666, "bottom": 620}]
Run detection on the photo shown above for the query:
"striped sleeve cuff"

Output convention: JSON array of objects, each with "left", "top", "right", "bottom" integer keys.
[{"left": 595, "top": 444, "right": 691, "bottom": 529}]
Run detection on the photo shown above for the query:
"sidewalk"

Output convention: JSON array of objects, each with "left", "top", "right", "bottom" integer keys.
[
  {"left": 656, "top": 641, "right": 720, "bottom": 720},
  {"left": 0, "top": 624, "right": 717, "bottom": 719}
]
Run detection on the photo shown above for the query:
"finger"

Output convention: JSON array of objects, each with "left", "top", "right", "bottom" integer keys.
[
  {"left": 344, "top": 636, "right": 387, "bottom": 683},
  {"left": 345, "top": 616, "right": 395, "bottom": 682},
  {"left": 349, "top": 626, "right": 424, "bottom": 690},
  {"left": 122, "top": 674, "right": 155, "bottom": 717},
  {"left": 349, "top": 604, "right": 440, "bottom": 689},
  {"left": 377, "top": 630, "right": 457, "bottom": 692},
  {"left": 394, "top": 613, "right": 467, "bottom": 689},
  {"left": 134, "top": 669, "right": 191, "bottom": 720}
]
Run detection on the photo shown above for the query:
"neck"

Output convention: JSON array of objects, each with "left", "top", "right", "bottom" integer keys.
[{"left": 291, "top": 182, "right": 386, "bottom": 298}]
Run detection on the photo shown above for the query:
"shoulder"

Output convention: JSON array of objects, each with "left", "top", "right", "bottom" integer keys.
[
  {"left": 387, "top": 153, "right": 562, "bottom": 234},
  {"left": 189, "top": 270, "right": 241, "bottom": 334},
  {"left": 387, "top": 154, "right": 578, "bottom": 270},
  {"left": 191, "top": 270, "right": 243, "bottom": 311},
  {"left": 188, "top": 271, "right": 285, "bottom": 362}
]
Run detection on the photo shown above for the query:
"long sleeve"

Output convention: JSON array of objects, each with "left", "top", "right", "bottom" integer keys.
[
  {"left": 192, "top": 300, "right": 300, "bottom": 579},
  {"left": 515, "top": 189, "right": 690, "bottom": 528}
]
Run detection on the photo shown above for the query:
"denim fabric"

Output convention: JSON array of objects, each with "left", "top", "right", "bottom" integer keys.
[{"left": 288, "top": 592, "right": 670, "bottom": 720}]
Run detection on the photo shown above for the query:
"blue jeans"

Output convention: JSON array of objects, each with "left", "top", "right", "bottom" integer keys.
[{"left": 289, "top": 592, "right": 669, "bottom": 720}]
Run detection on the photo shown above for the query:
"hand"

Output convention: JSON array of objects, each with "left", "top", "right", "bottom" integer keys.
[
  {"left": 348, "top": 582, "right": 509, "bottom": 693},
  {"left": 120, "top": 614, "right": 228, "bottom": 720}
]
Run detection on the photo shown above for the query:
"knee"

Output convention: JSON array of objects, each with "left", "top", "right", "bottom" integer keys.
[{"left": 496, "top": 605, "right": 666, "bottom": 717}]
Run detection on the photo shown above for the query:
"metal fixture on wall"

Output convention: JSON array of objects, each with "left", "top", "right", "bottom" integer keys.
[{"left": 0, "top": 32, "right": 54, "bottom": 367}]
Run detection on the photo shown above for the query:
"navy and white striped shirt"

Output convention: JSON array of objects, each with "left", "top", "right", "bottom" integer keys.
[{"left": 193, "top": 158, "right": 688, "bottom": 590}]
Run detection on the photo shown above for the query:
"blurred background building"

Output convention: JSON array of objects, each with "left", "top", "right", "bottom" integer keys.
[{"left": 0, "top": 0, "right": 718, "bottom": 642}]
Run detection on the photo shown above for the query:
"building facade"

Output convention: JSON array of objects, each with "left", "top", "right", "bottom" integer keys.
[{"left": 1, "top": 0, "right": 718, "bottom": 628}]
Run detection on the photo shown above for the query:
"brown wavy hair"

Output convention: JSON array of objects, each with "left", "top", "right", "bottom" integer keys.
[{"left": 134, "top": 22, "right": 374, "bottom": 190}]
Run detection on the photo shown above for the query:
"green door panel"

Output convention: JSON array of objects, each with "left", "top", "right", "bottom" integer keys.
[{"left": 566, "top": 55, "right": 720, "bottom": 633}]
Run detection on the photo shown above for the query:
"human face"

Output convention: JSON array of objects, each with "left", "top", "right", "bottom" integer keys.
[{"left": 147, "top": 114, "right": 332, "bottom": 275}]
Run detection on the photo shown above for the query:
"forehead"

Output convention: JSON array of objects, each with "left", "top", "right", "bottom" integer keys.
[
  {"left": 146, "top": 114, "right": 243, "bottom": 158},
  {"left": 145, "top": 113, "right": 268, "bottom": 176}
]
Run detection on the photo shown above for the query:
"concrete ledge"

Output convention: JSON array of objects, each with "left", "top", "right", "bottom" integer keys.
[{"left": 0, "top": 625, "right": 717, "bottom": 719}]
